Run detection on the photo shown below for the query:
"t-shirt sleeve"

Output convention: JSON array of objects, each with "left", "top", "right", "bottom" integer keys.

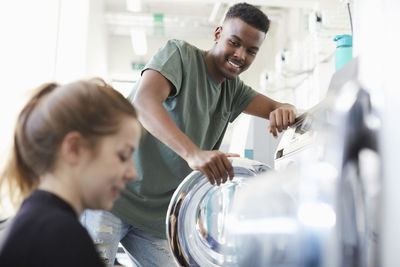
[
  {"left": 229, "top": 79, "right": 259, "bottom": 122},
  {"left": 141, "top": 39, "right": 184, "bottom": 97}
]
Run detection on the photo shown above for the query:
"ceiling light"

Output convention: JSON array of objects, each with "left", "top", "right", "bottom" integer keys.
[{"left": 126, "top": 0, "right": 142, "bottom": 12}]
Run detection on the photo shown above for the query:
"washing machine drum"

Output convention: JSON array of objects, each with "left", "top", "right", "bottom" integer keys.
[{"left": 166, "top": 157, "right": 270, "bottom": 267}]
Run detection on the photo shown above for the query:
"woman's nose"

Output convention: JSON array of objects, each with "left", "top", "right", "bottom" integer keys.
[{"left": 124, "top": 161, "right": 137, "bottom": 182}]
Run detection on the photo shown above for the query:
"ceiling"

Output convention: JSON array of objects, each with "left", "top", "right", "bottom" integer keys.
[
  {"left": 103, "top": 0, "right": 325, "bottom": 37},
  {"left": 103, "top": 0, "right": 352, "bottom": 62}
]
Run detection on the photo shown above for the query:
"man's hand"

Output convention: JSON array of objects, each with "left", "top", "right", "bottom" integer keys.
[
  {"left": 185, "top": 150, "right": 240, "bottom": 186},
  {"left": 268, "top": 104, "right": 296, "bottom": 138},
  {"left": 243, "top": 94, "right": 296, "bottom": 138}
]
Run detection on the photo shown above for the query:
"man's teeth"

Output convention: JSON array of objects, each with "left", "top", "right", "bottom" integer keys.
[{"left": 228, "top": 60, "right": 240, "bottom": 68}]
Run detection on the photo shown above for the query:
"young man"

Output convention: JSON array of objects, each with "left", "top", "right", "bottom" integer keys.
[{"left": 83, "top": 3, "right": 296, "bottom": 266}]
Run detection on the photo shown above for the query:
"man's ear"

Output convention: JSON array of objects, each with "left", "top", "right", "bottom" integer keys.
[
  {"left": 59, "top": 131, "right": 86, "bottom": 165},
  {"left": 214, "top": 26, "right": 222, "bottom": 42}
]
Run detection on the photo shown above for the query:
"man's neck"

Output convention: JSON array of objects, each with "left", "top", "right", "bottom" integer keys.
[{"left": 205, "top": 50, "right": 225, "bottom": 83}]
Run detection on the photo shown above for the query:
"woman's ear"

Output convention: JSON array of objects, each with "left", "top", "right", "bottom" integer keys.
[{"left": 59, "top": 131, "right": 86, "bottom": 165}]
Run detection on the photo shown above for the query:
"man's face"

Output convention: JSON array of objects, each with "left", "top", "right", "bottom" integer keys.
[{"left": 210, "top": 18, "right": 266, "bottom": 82}]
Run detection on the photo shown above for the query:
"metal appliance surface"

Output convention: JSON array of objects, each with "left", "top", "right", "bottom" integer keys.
[
  {"left": 275, "top": 58, "right": 359, "bottom": 170},
  {"left": 224, "top": 79, "right": 380, "bottom": 267},
  {"left": 166, "top": 157, "right": 270, "bottom": 267}
]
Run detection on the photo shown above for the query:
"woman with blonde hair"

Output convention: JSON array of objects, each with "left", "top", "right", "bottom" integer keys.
[{"left": 0, "top": 79, "right": 141, "bottom": 267}]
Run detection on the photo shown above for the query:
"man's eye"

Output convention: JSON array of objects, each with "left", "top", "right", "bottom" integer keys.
[
  {"left": 248, "top": 50, "right": 257, "bottom": 56},
  {"left": 229, "top": 40, "right": 239, "bottom": 46}
]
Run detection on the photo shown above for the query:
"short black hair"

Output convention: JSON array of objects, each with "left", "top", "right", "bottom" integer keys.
[{"left": 224, "top": 3, "right": 270, "bottom": 33}]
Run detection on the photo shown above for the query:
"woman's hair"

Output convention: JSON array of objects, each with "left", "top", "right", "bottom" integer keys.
[{"left": 0, "top": 78, "right": 138, "bottom": 207}]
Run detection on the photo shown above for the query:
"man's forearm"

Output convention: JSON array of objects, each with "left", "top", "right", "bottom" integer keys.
[{"left": 135, "top": 100, "right": 199, "bottom": 160}]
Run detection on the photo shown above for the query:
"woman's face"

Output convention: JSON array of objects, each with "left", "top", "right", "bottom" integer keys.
[{"left": 79, "top": 116, "right": 141, "bottom": 210}]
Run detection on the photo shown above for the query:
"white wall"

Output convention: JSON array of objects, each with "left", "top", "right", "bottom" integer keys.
[
  {"left": 55, "top": 0, "right": 108, "bottom": 82},
  {"left": 355, "top": 0, "right": 400, "bottom": 266},
  {"left": 0, "top": 0, "right": 108, "bottom": 216},
  {"left": 0, "top": 0, "right": 60, "bottom": 217},
  {"left": 0, "top": 0, "right": 60, "bottom": 167}
]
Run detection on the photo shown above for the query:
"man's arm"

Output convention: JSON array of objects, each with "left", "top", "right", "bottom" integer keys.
[
  {"left": 244, "top": 94, "right": 296, "bottom": 138},
  {"left": 133, "top": 69, "right": 238, "bottom": 185}
]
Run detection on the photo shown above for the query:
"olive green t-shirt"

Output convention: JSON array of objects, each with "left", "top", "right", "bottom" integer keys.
[{"left": 111, "top": 39, "right": 259, "bottom": 238}]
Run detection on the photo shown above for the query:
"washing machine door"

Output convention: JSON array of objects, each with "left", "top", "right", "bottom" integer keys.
[{"left": 166, "top": 157, "right": 270, "bottom": 267}]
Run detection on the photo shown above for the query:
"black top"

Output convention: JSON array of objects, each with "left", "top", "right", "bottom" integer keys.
[{"left": 0, "top": 190, "right": 103, "bottom": 267}]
